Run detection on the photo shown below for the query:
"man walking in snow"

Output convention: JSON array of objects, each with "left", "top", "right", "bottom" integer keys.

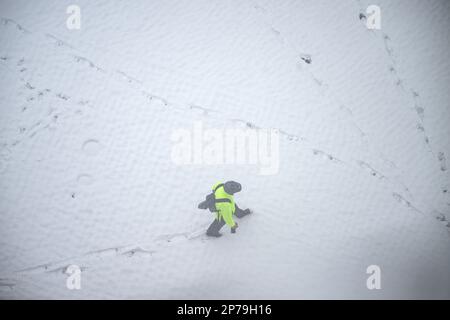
[{"left": 198, "top": 181, "right": 251, "bottom": 237}]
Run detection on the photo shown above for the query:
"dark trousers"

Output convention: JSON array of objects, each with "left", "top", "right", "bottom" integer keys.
[{"left": 206, "top": 205, "right": 249, "bottom": 236}]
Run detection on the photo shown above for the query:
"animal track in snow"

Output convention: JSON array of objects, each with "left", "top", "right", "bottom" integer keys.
[
  {"left": 414, "top": 104, "right": 425, "bottom": 121},
  {"left": 230, "top": 118, "right": 260, "bottom": 130},
  {"left": 434, "top": 211, "right": 450, "bottom": 229},
  {"left": 357, "top": 161, "right": 386, "bottom": 179},
  {"left": 45, "top": 34, "right": 74, "bottom": 49},
  {"left": 77, "top": 99, "right": 91, "bottom": 106},
  {"left": 116, "top": 70, "right": 143, "bottom": 85},
  {"left": 437, "top": 152, "right": 447, "bottom": 172},
  {"left": 353, "top": 4, "right": 447, "bottom": 191},
  {"left": 435, "top": 212, "right": 447, "bottom": 222},
  {"left": 277, "top": 129, "right": 302, "bottom": 142},
  {"left": 0, "top": 17, "right": 30, "bottom": 34},
  {"left": 300, "top": 54, "right": 312, "bottom": 64},
  {"left": 228, "top": 119, "right": 304, "bottom": 143},
  {"left": 373, "top": 29, "right": 438, "bottom": 163},
  {"left": 141, "top": 91, "right": 169, "bottom": 107},
  {"left": 251, "top": 4, "right": 388, "bottom": 179},
  {"left": 312, "top": 149, "right": 343, "bottom": 164},
  {"left": 24, "top": 82, "right": 34, "bottom": 90},
  {"left": 0, "top": 15, "right": 314, "bottom": 158},
  {"left": 73, "top": 55, "right": 104, "bottom": 73},
  {"left": 392, "top": 192, "right": 423, "bottom": 215},
  {"left": 56, "top": 93, "right": 70, "bottom": 101},
  {"left": 189, "top": 104, "right": 216, "bottom": 116},
  {"left": 383, "top": 34, "right": 395, "bottom": 58}
]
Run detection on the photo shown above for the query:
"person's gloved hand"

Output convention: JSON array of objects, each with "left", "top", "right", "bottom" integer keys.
[{"left": 231, "top": 222, "right": 239, "bottom": 233}]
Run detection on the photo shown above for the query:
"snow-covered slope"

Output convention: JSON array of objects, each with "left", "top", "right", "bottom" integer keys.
[{"left": 0, "top": 0, "right": 449, "bottom": 299}]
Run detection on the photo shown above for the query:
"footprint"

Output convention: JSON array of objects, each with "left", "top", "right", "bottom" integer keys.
[
  {"left": 357, "top": 160, "right": 385, "bottom": 179},
  {"left": 278, "top": 129, "right": 301, "bottom": 142},
  {"left": 77, "top": 174, "right": 94, "bottom": 186},
  {"left": 24, "top": 82, "right": 34, "bottom": 90},
  {"left": 151, "top": 95, "right": 169, "bottom": 107},
  {"left": 392, "top": 192, "right": 413, "bottom": 210},
  {"left": 56, "top": 93, "right": 70, "bottom": 101},
  {"left": 435, "top": 213, "right": 446, "bottom": 222},
  {"left": 300, "top": 54, "right": 312, "bottom": 64},
  {"left": 438, "top": 152, "right": 447, "bottom": 172},
  {"left": 73, "top": 56, "right": 104, "bottom": 72},
  {"left": 120, "top": 246, "right": 154, "bottom": 257},
  {"left": 414, "top": 105, "right": 425, "bottom": 120},
  {"left": 312, "top": 149, "right": 341, "bottom": 163},
  {"left": 77, "top": 100, "right": 90, "bottom": 106},
  {"left": 116, "top": 70, "right": 142, "bottom": 84},
  {"left": 45, "top": 34, "right": 74, "bottom": 49},
  {"left": 189, "top": 104, "right": 214, "bottom": 116},
  {"left": 392, "top": 192, "right": 423, "bottom": 214},
  {"left": 271, "top": 27, "right": 281, "bottom": 37},
  {"left": 230, "top": 119, "right": 259, "bottom": 130},
  {"left": 0, "top": 18, "right": 30, "bottom": 34},
  {"left": 416, "top": 123, "right": 425, "bottom": 132},
  {"left": 82, "top": 139, "right": 101, "bottom": 156}
]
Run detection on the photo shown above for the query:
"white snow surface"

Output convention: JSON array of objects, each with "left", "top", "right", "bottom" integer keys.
[{"left": 0, "top": 0, "right": 449, "bottom": 299}]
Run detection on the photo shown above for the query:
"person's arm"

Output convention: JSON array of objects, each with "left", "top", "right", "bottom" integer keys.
[{"left": 221, "top": 205, "right": 236, "bottom": 228}]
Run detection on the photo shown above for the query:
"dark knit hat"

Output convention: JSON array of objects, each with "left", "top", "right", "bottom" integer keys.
[{"left": 223, "top": 181, "right": 241, "bottom": 195}]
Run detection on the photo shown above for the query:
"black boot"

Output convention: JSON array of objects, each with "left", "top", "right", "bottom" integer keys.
[
  {"left": 206, "top": 231, "right": 222, "bottom": 237},
  {"left": 206, "top": 218, "right": 225, "bottom": 237}
]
